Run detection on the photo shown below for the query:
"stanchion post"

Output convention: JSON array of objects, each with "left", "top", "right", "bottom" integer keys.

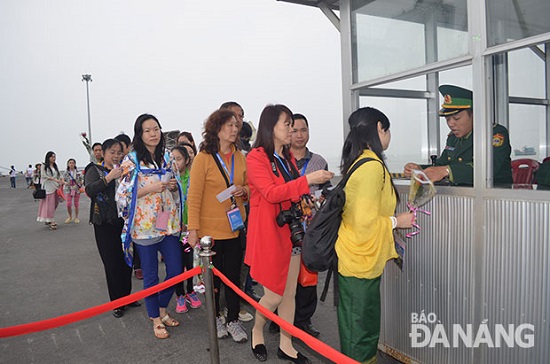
[{"left": 199, "top": 236, "right": 219, "bottom": 364}]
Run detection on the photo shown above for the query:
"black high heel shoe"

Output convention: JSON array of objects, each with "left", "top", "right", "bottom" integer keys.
[
  {"left": 112, "top": 307, "right": 125, "bottom": 318},
  {"left": 277, "top": 348, "right": 311, "bottom": 364},
  {"left": 251, "top": 341, "right": 267, "bottom": 362}
]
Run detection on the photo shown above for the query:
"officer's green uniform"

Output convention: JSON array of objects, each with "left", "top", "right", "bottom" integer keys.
[
  {"left": 421, "top": 85, "right": 513, "bottom": 186},
  {"left": 535, "top": 161, "right": 550, "bottom": 190}
]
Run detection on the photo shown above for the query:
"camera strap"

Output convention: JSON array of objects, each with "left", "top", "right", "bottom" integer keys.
[
  {"left": 273, "top": 153, "right": 300, "bottom": 183},
  {"left": 273, "top": 153, "right": 301, "bottom": 217}
]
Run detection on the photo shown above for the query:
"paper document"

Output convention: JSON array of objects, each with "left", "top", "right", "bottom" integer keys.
[{"left": 216, "top": 185, "right": 236, "bottom": 202}]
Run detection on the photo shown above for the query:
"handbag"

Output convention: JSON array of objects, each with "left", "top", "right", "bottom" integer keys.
[
  {"left": 57, "top": 187, "right": 65, "bottom": 202},
  {"left": 32, "top": 176, "right": 46, "bottom": 199},
  {"left": 298, "top": 259, "right": 318, "bottom": 287},
  {"left": 33, "top": 187, "right": 46, "bottom": 199}
]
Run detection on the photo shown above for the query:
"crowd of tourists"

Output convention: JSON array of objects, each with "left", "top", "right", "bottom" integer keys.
[{"left": 23, "top": 101, "right": 415, "bottom": 364}]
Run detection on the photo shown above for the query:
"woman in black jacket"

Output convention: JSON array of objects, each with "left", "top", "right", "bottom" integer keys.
[{"left": 84, "top": 139, "right": 138, "bottom": 318}]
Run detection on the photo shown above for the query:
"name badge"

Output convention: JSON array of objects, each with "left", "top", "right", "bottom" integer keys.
[
  {"left": 226, "top": 207, "right": 244, "bottom": 232},
  {"left": 156, "top": 210, "right": 170, "bottom": 231}
]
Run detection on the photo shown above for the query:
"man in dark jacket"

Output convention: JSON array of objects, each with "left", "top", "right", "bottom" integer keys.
[{"left": 404, "top": 84, "right": 513, "bottom": 186}]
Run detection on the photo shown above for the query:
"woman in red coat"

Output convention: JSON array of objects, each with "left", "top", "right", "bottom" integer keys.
[{"left": 246, "top": 104, "right": 333, "bottom": 363}]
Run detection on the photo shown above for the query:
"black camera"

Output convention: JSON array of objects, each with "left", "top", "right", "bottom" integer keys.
[{"left": 276, "top": 203, "right": 304, "bottom": 247}]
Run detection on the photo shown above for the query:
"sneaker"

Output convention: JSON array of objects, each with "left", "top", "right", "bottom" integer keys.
[
  {"left": 185, "top": 292, "right": 202, "bottom": 309},
  {"left": 226, "top": 320, "right": 248, "bottom": 343},
  {"left": 176, "top": 295, "right": 188, "bottom": 313},
  {"left": 222, "top": 307, "right": 253, "bottom": 322},
  {"left": 216, "top": 316, "right": 228, "bottom": 339},
  {"left": 238, "top": 309, "right": 254, "bottom": 322}
]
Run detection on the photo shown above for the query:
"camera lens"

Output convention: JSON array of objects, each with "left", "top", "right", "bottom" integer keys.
[{"left": 289, "top": 220, "right": 304, "bottom": 247}]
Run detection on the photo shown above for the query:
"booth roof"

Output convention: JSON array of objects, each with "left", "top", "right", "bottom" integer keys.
[{"left": 277, "top": 0, "right": 339, "bottom": 10}]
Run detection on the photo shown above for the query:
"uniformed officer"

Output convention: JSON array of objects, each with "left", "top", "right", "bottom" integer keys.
[{"left": 404, "top": 85, "right": 513, "bottom": 186}]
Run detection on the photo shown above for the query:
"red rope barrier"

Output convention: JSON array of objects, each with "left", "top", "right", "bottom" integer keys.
[
  {"left": 0, "top": 266, "right": 201, "bottom": 338},
  {"left": 212, "top": 267, "right": 359, "bottom": 364}
]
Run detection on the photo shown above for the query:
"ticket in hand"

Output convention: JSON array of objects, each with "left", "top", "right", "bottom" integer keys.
[
  {"left": 161, "top": 171, "right": 173, "bottom": 183},
  {"left": 216, "top": 185, "right": 236, "bottom": 202}
]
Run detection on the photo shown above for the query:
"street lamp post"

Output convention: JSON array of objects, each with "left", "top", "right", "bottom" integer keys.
[{"left": 81, "top": 74, "right": 93, "bottom": 145}]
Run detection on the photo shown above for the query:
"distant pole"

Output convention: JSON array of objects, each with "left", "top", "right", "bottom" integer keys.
[{"left": 81, "top": 74, "right": 93, "bottom": 144}]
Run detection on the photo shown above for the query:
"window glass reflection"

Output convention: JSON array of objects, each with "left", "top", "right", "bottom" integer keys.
[
  {"left": 486, "top": 0, "right": 550, "bottom": 47},
  {"left": 359, "top": 96, "right": 427, "bottom": 173},
  {"left": 492, "top": 43, "right": 549, "bottom": 189},
  {"left": 352, "top": 0, "right": 468, "bottom": 83},
  {"left": 508, "top": 46, "right": 545, "bottom": 99},
  {"left": 509, "top": 104, "right": 546, "bottom": 163}
]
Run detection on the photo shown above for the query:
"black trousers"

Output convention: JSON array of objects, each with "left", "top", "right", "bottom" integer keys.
[
  {"left": 212, "top": 235, "right": 243, "bottom": 323},
  {"left": 294, "top": 283, "right": 318, "bottom": 326},
  {"left": 132, "top": 242, "right": 141, "bottom": 270},
  {"left": 174, "top": 247, "right": 194, "bottom": 296},
  {"left": 93, "top": 220, "right": 132, "bottom": 305}
]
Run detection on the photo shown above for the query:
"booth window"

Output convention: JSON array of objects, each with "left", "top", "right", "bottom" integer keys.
[
  {"left": 492, "top": 44, "right": 549, "bottom": 189},
  {"left": 486, "top": 0, "right": 550, "bottom": 47},
  {"left": 351, "top": 0, "right": 468, "bottom": 83}
]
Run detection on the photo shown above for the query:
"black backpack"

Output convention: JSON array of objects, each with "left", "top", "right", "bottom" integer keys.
[
  {"left": 302, "top": 157, "right": 380, "bottom": 303},
  {"left": 302, "top": 157, "right": 377, "bottom": 271}
]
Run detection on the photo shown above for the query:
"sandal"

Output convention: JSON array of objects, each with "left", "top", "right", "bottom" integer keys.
[
  {"left": 49, "top": 223, "right": 58, "bottom": 230},
  {"left": 161, "top": 314, "right": 180, "bottom": 327},
  {"left": 153, "top": 323, "right": 169, "bottom": 339}
]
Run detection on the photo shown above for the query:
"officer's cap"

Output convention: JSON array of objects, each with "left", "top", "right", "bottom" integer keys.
[{"left": 439, "top": 85, "right": 473, "bottom": 116}]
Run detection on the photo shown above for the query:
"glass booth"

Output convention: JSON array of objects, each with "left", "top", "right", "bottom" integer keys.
[{"left": 281, "top": 0, "right": 550, "bottom": 363}]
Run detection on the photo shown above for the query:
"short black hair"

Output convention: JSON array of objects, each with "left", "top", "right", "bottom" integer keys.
[
  {"left": 240, "top": 122, "right": 252, "bottom": 139},
  {"left": 102, "top": 138, "right": 123, "bottom": 153},
  {"left": 92, "top": 142, "right": 102, "bottom": 149},
  {"left": 115, "top": 133, "right": 131, "bottom": 148},
  {"left": 292, "top": 113, "right": 308, "bottom": 127},
  {"left": 220, "top": 101, "right": 242, "bottom": 110}
]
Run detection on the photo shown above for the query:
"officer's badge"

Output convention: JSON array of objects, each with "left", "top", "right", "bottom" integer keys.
[
  {"left": 444, "top": 94, "right": 452, "bottom": 105},
  {"left": 493, "top": 133, "right": 504, "bottom": 147}
]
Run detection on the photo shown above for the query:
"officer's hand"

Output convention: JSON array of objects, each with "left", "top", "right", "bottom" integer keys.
[
  {"left": 403, "top": 163, "right": 421, "bottom": 177},
  {"left": 422, "top": 166, "right": 449, "bottom": 182}
]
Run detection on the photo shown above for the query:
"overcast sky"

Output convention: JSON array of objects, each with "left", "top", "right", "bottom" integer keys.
[{"left": 0, "top": 0, "right": 342, "bottom": 174}]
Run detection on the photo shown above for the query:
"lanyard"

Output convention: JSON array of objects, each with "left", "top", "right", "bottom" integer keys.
[
  {"left": 273, "top": 152, "right": 293, "bottom": 180},
  {"left": 300, "top": 159, "right": 310, "bottom": 176},
  {"left": 182, "top": 173, "right": 190, "bottom": 204},
  {"left": 216, "top": 153, "right": 234, "bottom": 185}
]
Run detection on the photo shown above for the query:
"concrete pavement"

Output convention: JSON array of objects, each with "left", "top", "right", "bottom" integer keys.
[{"left": 0, "top": 178, "right": 400, "bottom": 364}]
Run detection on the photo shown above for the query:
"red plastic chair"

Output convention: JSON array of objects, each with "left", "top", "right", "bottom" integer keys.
[{"left": 511, "top": 159, "right": 540, "bottom": 188}]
